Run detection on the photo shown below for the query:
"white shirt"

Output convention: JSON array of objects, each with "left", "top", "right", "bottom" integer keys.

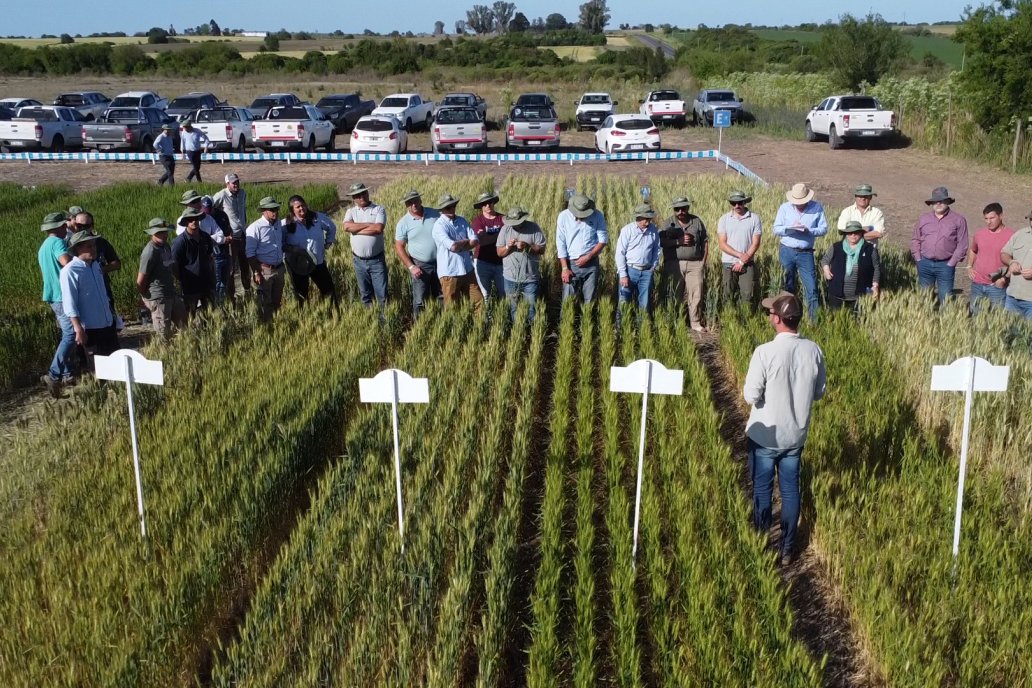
[
  {"left": 245, "top": 217, "right": 285, "bottom": 265},
  {"left": 837, "top": 204, "right": 886, "bottom": 238},
  {"left": 344, "top": 203, "right": 387, "bottom": 257},
  {"left": 744, "top": 332, "right": 826, "bottom": 449}
]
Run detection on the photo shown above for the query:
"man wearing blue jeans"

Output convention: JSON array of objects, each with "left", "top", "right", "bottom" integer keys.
[
  {"left": 615, "top": 204, "right": 660, "bottom": 324},
  {"left": 744, "top": 292, "right": 826, "bottom": 566},
  {"left": 496, "top": 206, "right": 546, "bottom": 322},
  {"left": 343, "top": 182, "right": 388, "bottom": 308},
  {"left": 557, "top": 193, "right": 608, "bottom": 304},
  {"left": 772, "top": 183, "right": 828, "bottom": 320},
  {"left": 911, "top": 186, "right": 968, "bottom": 305},
  {"left": 37, "top": 211, "right": 75, "bottom": 396},
  {"left": 394, "top": 190, "right": 441, "bottom": 319}
]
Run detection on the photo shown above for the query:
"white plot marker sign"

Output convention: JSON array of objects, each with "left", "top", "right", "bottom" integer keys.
[
  {"left": 359, "top": 369, "right": 430, "bottom": 553},
  {"left": 930, "top": 356, "right": 1009, "bottom": 570},
  {"left": 610, "top": 359, "right": 684, "bottom": 567},
  {"left": 94, "top": 349, "right": 165, "bottom": 538}
]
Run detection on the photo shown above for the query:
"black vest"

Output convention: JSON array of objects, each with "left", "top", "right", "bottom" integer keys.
[{"left": 827, "top": 241, "right": 876, "bottom": 298}]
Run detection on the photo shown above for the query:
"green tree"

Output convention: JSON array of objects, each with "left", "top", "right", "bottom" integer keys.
[
  {"left": 492, "top": 1, "right": 516, "bottom": 32},
  {"left": 545, "top": 13, "right": 568, "bottom": 31},
  {"left": 509, "top": 12, "right": 531, "bottom": 32},
  {"left": 263, "top": 34, "right": 280, "bottom": 52},
  {"left": 815, "top": 13, "right": 906, "bottom": 90},
  {"left": 579, "top": 0, "right": 610, "bottom": 34},
  {"left": 467, "top": 5, "right": 495, "bottom": 34},
  {"left": 59, "top": 33, "right": 74, "bottom": 44},
  {"left": 146, "top": 27, "right": 170, "bottom": 44}
]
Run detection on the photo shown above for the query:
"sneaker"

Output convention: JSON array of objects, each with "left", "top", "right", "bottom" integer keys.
[
  {"left": 41, "top": 374, "right": 62, "bottom": 398},
  {"left": 779, "top": 551, "right": 793, "bottom": 567}
]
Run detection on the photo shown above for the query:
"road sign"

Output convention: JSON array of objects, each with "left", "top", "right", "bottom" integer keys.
[{"left": 713, "top": 110, "right": 732, "bottom": 128}]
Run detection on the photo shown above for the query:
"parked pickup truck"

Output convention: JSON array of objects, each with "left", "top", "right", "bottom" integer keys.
[
  {"left": 434, "top": 93, "right": 487, "bottom": 121},
  {"left": 505, "top": 104, "right": 560, "bottom": 150},
  {"left": 575, "top": 92, "right": 616, "bottom": 131},
  {"left": 692, "top": 89, "right": 746, "bottom": 126},
  {"left": 372, "top": 93, "right": 435, "bottom": 131},
  {"left": 247, "top": 93, "right": 303, "bottom": 120},
  {"left": 315, "top": 93, "right": 375, "bottom": 133},
  {"left": 166, "top": 92, "right": 227, "bottom": 120},
  {"left": 192, "top": 106, "right": 256, "bottom": 152},
  {"left": 53, "top": 92, "right": 111, "bottom": 121},
  {"left": 805, "top": 95, "right": 897, "bottom": 149},
  {"left": 432, "top": 107, "right": 487, "bottom": 152},
  {"left": 640, "top": 90, "right": 687, "bottom": 127},
  {"left": 82, "top": 107, "right": 176, "bottom": 152},
  {"left": 252, "top": 104, "right": 335, "bottom": 152},
  {"left": 0, "top": 106, "right": 86, "bottom": 152},
  {"left": 108, "top": 91, "right": 168, "bottom": 112}
]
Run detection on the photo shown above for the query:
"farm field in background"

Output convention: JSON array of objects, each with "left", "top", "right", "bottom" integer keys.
[{"left": 2, "top": 171, "right": 1030, "bottom": 685}]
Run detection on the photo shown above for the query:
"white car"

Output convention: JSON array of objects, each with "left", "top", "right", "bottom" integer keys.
[
  {"left": 350, "top": 115, "right": 408, "bottom": 154},
  {"left": 595, "top": 114, "right": 661, "bottom": 154},
  {"left": 108, "top": 91, "right": 169, "bottom": 112}
]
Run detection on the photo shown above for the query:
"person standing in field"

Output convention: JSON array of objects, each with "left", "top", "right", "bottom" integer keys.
[
  {"left": 74, "top": 210, "right": 122, "bottom": 327},
  {"left": 836, "top": 184, "right": 886, "bottom": 242},
  {"left": 615, "top": 203, "right": 661, "bottom": 324},
  {"left": 343, "top": 182, "right": 388, "bottom": 309},
  {"left": 137, "top": 218, "right": 186, "bottom": 340},
  {"left": 38, "top": 211, "right": 75, "bottom": 397},
  {"left": 966, "top": 203, "right": 1013, "bottom": 314},
  {"left": 153, "top": 123, "right": 176, "bottom": 186},
  {"left": 718, "top": 190, "right": 762, "bottom": 309},
  {"left": 172, "top": 208, "right": 216, "bottom": 316},
  {"left": 283, "top": 194, "right": 339, "bottom": 306},
  {"left": 773, "top": 183, "right": 828, "bottom": 320},
  {"left": 820, "top": 220, "right": 881, "bottom": 312},
  {"left": 179, "top": 119, "right": 211, "bottom": 183},
  {"left": 432, "top": 194, "right": 483, "bottom": 311},
  {"left": 1001, "top": 212, "right": 1032, "bottom": 319},
  {"left": 60, "top": 230, "right": 120, "bottom": 363},
  {"left": 556, "top": 193, "right": 608, "bottom": 304},
  {"left": 177, "top": 191, "right": 230, "bottom": 303},
  {"left": 660, "top": 196, "right": 708, "bottom": 332},
  {"left": 911, "top": 186, "right": 969, "bottom": 305},
  {"left": 246, "top": 197, "right": 286, "bottom": 321},
  {"left": 496, "top": 206, "right": 546, "bottom": 322},
  {"left": 394, "top": 189, "right": 441, "bottom": 319},
  {"left": 471, "top": 191, "right": 506, "bottom": 300},
  {"left": 212, "top": 173, "right": 249, "bottom": 296},
  {"left": 744, "top": 292, "right": 826, "bottom": 566}
]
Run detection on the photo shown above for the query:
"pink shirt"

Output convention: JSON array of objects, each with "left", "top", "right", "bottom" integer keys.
[{"left": 970, "top": 226, "right": 1014, "bottom": 285}]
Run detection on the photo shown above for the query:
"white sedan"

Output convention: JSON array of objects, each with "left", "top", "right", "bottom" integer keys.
[
  {"left": 350, "top": 115, "right": 408, "bottom": 154},
  {"left": 594, "top": 114, "right": 661, "bottom": 154}
]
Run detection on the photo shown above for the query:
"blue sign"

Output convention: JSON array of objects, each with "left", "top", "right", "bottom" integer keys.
[{"left": 713, "top": 110, "right": 732, "bottom": 128}]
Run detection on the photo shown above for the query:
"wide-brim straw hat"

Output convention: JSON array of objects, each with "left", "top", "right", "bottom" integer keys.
[{"left": 785, "top": 183, "right": 814, "bottom": 204}]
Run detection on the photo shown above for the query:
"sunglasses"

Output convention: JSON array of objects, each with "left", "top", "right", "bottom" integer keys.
[{"left": 731, "top": 201, "right": 746, "bottom": 207}]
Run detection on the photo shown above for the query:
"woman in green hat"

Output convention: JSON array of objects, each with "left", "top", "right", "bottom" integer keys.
[{"left": 821, "top": 220, "right": 880, "bottom": 312}]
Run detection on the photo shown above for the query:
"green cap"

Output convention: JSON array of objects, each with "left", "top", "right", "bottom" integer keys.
[
  {"left": 258, "top": 196, "right": 281, "bottom": 210},
  {"left": 853, "top": 183, "right": 876, "bottom": 197},
  {"left": 633, "top": 203, "right": 656, "bottom": 220},
  {"left": 41, "top": 211, "right": 68, "bottom": 232},
  {"left": 67, "top": 205, "right": 84, "bottom": 216},
  {"left": 503, "top": 206, "right": 530, "bottom": 225}
]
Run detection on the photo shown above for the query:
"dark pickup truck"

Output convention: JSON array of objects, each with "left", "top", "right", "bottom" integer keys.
[
  {"left": 315, "top": 93, "right": 375, "bottom": 133},
  {"left": 81, "top": 107, "right": 178, "bottom": 152}
]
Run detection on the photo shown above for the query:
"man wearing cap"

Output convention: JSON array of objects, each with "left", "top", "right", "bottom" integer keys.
[
  {"left": 153, "top": 123, "right": 177, "bottom": 186},
  {"left": 496, "top": 206, "right": 547, "bottom": 322},
  {"left": 820, "top": 220, "right": 881, "bottom": 311},
  {"left": 556, "top": 193, "right": 608, "bottom": 304},
  {"left": 836, "top": 184, "right": 885, "bottom": 242},
  {"left": 137, "top": 218, "right": 186, "bottom": 339},
  {"left": 177, "top": 190, "right": 230, "bottom": 303},
  {"left": 343, "top": 182, "right": 388, "bottom": 309},
  {"left": 718, "top": 190, "right": 763, "bottom": 308},
  {"left": 172, "top": 208, "right": 216, "bottom": 315},
  {"left": 213, "top": 173, "right": 250, "bottom": 295},
  {"left": 911, "top": 186, "right": 969, "bottom": 305},
  {"left": 60, "top": 230, "right": 119, "bottom": 361},
  {"left": 471, "top": 191, "right": 506, "bottom": 300},
  {"left": 179, "top": 119, "right": 211, "bottom": 183},
  {"left": 245, "top": 197, "right": 286, "bottom": 320},
  {"left": 431, "top": 194, "right": 483, "bottom": 311},
  {"left": 772, "top": 182, "right": 828, "bottom": 320},
  {"left": 967, "top": 203, "right": 1013, "bottom": 314},
  {"left": 615, "top": 204, "right": 661, "bottom": 323},
  {"left": 660, "top": 196, "right": 708, "bottom": 331},
  {"left": 394, "top": 190, "right": 441, "bottom": 319},
  {"left": 1001, "top": 213, "right": 1032, "bottom": 319},
  {"left": 38, "top": 211, "right": 75, "bottom": 396},
  {"left": 744, "top": 292, "right": 826, "bottom": 566}
]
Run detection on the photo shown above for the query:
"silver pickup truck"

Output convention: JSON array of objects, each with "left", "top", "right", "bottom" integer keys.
[
  {"left": 82, "top": 107, "right": 178, "bottom": 152},
  {"left": 504, "top": 104, "right": 561, "bottom": 149},
  {"left": 0, "top": 106, "right": 86, "bottom": 152}
]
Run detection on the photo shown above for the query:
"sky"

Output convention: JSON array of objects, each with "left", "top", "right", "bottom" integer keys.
[{"left": 4, "top": 0, "right": 978, "bottom": 37}]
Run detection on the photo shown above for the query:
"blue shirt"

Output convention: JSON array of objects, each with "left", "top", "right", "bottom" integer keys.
[
  {"left": 38, "top": 235, "right": 69, "bottom": 303},
  {"left": 284, "top": 212, "right": 337, "bottom": 265},
  {"left": 772, "top": 201, "right": 828, "bottom": 249},
  {"left": 180, "top": 128, "right": 211, "bottom": 153},
  {"left": 153, "top": 131, "right": 175, "bottom": 155},
  {"left": 395, "top": 209, "right": 439, "bottom": 263},
  {"left": 556, "top": 208, "right": 608, "bottom": 261},
  {"left": 615, "top": 221, "right": 660, "bottom": 277},
  {"left": 432, "top": 214, "right": 477, "bottom": 277},
  {"left": 245, "top": 216, "right": 285, "bottom": 265},
  {"left": 60, "top": 257, "right": 112, "bottom": 328}
]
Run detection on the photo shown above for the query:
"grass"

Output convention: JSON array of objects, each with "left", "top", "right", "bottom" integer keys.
[{"left": 544, "top": 46, "right": 606, "bottom": 61}]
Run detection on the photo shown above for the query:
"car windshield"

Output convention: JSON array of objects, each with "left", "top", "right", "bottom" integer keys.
[
  {"left": 17, "top": 108, "right": 58, "bottom": 121},
  {"left": 380, "top": 97, "right": 409, "bottom": 108},
  {"left": 517, "top": 95, "right": 551, "bottom": 106},
  {"left": 110, "top": 96, "right": 142, "bottom": 107},
  {"left": 250, "top": 97, "right": 280, "bottom": 109},
  {"left": 267, "top": 106, "right": 308, "bottom": 120},
  {"left": 169, "top": 97, "right": 203, "bottom": 109},
  {"left": 316, "top": 97, "right": 350, "bottom": 107},
  {"left": 839, "top": 96, "right": 879, "bottom": 110},
  {"left": 441, "top": 96, "right": 471, "bottom": 106},
  {"left": 437, "top": 109, "right": 479, "bottom": 124},
  {"left": 357, "top": 119, "right": 394, "bottom": 132},
  {"left": 582, "top": 95, "right": 611, "bottom": 104},
  {"left": 55, "top": 94, "right": 86, "bottom": 106},
  {"left": 706, "top": 92, "right": 735, "bottom": 102},
  {"left": 650, "top": 91, "right": 680, "bottom": 101},
  {"left": 104, "top": 109, "right": 142, "bottom": 122},
  {"left": 196, "top": 110, "right": 235, "bottom": 122},
  {"left": 510, "top": 106, "right": 554, "bottom": 122},
  {"left": 614, "top": 118, "right": 653, "bottom": 131}
]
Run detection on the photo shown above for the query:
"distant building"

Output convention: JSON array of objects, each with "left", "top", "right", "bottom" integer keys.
[{"left": 239, "top": 31, "right": 268, "bottom": 38}]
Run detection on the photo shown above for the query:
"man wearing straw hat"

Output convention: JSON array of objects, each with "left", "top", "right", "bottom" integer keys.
[
  {"left": 615, "top": 203, "right": 661, "bottom": 324},
  {"left": 38, "top": 211, "right": 75, "bottom": 396},
  {"left": 153, "top": 123, "right": 176, "bottom": 186},
  {"left": 394, "top": 189, "right": 441, "bottom": 319},
  {"left": 60, "top": 230, "right": 120, "bottom": 364},
  {"left": 556, "top": 193, "right": 608, "bottom": 303},
  {"left": 836, "top": 183, "right": 885, "bottom": 242},
  {"left": 496, "top": 206, "right": 546, "bottom": 322},
  {"left": 772, "top": 182, "right": 828, "bottom": 319},
  {"left": 718, "top": 190, "right": 762, "bottom": 309},
  {"left": 137, "top": 218, "right": 186, "bottom": 340},
  {"left": 431, "top": 194, "right": 484, "bottom": 311},
  {"left": 660, "top": 196, "right": 708, "bottom": 332},
  {"left": 245, "top": 197, "right": 287, "bottom": 320},
  {"left": 911, "top": 186, "right": 969, "bottom": 305},
  {"left": 343, "top": 182, "right": 389, "bottom": 309}
]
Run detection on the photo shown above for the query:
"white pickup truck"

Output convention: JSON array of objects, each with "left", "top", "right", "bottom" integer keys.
[
  {"left": 251, "top": 104, "right": 335, "bottom": 152},
  {"left": 0, "top": 106, "right": 86, "bottom": 152},
  {"left": 805, "top": 95, "right": 897, "bottom": 149},
  {"left": 372, "top": 93, "right": 435, "bottom": 131},
  {"left": 640, "top": 89, "right": 687, "bottom": 127},
  {"left": 575, "top": 92, "right": 616, "bottom": 131},
  {"left": 193, "top": 106, "right": 257, "bottom": 152}
]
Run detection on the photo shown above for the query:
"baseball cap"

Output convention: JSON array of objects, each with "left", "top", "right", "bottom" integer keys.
[
  {"left": 225, "top": 172, "right": 240, "bottom": 183},
  {"left": 760, "top": 292, "right": 803, "bottom": 320}
]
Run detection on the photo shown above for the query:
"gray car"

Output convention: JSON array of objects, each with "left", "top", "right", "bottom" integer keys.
[
  {"left": 505, "top": 105, "right": 560, "bottom": 150},
  {"left": 692, "top": 89, "right": 746, "bottom": 126}
]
